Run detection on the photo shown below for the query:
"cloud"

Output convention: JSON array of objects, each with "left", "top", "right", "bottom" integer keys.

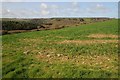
[
  {"left": 0, "top": 8, "right": 2, "bottom": 16},
  {"left": 2, "top": 2, "right": 115, "bottom": 18},
  {"left": 41, "top": 10, "right": 49, "bottom": 15},
  {"left": 72, "top": 2, "right": 78, "bottom": 6},
  {"left": 72, "top": 2, "right": 79, "bottom": 8},
  {"left": 71, "top": 2, "right": 80, "bottom": 12},
  {"left": 40, "top": 3, "right": 47, "bottom": 9},
  {"left": 86, "top": 4, "right": 109, "bottom": 13},
  {"left": 40, "top": 3, "right": 50, "bottom": 16},
  {"left": 2, "top": 3, "right": 57, "bottom": 18},
  {"left": 96, "top": 4, "right": 108, "bottom": 11},
  {"left": 67, "top": 8, "right": 79, "bottom": 12},
  {"left": 2, "top": 8, "right": 19, "bottom": 17},
  {"left": 40, "top": 3, "right": 59, "bottom": 16},
  {"left": 2, "top": 8, "right": 11, "bottom": 15},
  {"left": 2, "top": 7, "right": 40, "bottom": 18},
  {"left": 49, "top": 4, "right": 59, "bottom": 17},
  {"left": 51, "top": 5, "right": 58, "bottom": 9},
  {"left": 65, "top": 2, "right": 81, "bottom": 16}
]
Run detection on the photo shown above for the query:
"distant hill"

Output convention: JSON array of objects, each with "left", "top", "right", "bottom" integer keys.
[{"left": 1, "top": 18, "right": 112, "bottom": 35}]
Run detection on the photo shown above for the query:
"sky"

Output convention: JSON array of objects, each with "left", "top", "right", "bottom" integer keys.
[
  {"left": 1, "top": 1, "right": 119, "bottom": 18},
  {"left": 1, "top": 0, "right": 120, "bottom": 2}
]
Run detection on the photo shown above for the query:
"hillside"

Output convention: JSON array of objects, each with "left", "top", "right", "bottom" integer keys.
[
  {"left": 2, "top": 19, "right": 118, "bottom": 78},
  {"left": 1, "top": 18, "right": 111, "bottom": 35}
]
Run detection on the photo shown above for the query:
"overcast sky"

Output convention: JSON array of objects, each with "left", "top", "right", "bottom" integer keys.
[{"left": 1, "top": 2, "right": 119, "bottom": 18}]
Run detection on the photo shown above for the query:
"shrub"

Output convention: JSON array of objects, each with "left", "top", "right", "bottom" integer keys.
[{"left": 2, "top": 21, "right": 39, "bottom": 30}]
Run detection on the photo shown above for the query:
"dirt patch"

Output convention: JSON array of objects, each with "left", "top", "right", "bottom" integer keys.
[
  {"left": 87, "top": 34, "right": 118, "bottom": 39},
  {"left": 36, "top": 53, "right": 118, "bottom": 70},
  {"left": 58, "top": 40, "right": 118, "bottom": 45},
  {"left": 36, "top": 53, "right": 71, "bottom": 64}
]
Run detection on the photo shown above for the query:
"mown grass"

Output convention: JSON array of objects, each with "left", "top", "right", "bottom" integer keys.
[{"left": 2, "top": 19, "right": 118, "bottom": 78}]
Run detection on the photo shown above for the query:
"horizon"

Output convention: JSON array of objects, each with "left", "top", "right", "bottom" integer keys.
[{"left": 1, "top": 16, "right": 117, "bottom": 19}]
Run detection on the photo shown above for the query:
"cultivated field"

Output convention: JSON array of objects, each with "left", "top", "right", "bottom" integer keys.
[{"left": 2, "top": 19, "right": 118, "bottom": 78}]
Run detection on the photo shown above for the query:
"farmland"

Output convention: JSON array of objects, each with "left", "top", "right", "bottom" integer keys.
[{"left": 2, "top": 19, "right": 118, "bottom": 78}]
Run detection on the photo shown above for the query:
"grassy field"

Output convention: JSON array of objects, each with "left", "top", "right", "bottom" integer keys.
[{"left": 2, "top": 19, "right": 118, "bottom": 78}]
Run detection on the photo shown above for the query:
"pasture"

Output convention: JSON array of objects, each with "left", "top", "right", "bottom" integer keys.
[{"left": 2, "top": 19, "right": 118, "bottom": 78}]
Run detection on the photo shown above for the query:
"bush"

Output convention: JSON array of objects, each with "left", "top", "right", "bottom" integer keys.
[{"left": 2, "top": 20, "right": 43, "bottom": 30}]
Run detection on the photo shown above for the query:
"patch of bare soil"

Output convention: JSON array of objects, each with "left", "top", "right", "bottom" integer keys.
[
  {"left": 58, "top": 40, "right": 118, "bottom": 45},
  {"left": 87, "top": 34, "right": 118, "bottom": 38},
  {"left": 36, "top": 53, "right": 66, "bottom": 63},
  {"left": 36, "top": 53, "right": 118, "bottom": 70}
]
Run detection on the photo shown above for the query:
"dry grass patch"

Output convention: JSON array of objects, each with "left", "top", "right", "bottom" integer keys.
[
  {"left": 36, "top": 53, "right": 70, "bottom": 64},
  {"left": 19, "top": 38, "right": 43, "bottom": 46},
  {"left": 55, "top": 36, "right": 66, "bottom": 39},
  {"left": 58, "top": 40, "right": 118, "bottom": 45},
  {"left": 87, "top": 34, "right": 118, "bottom": 39},
  {"left": 21, "top": 38, "right": 43, "bottom": 43},
  {"left": 36, "top": 53, "right": 118, "bottom": 71}
]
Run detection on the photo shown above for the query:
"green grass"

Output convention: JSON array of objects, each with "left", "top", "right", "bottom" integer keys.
[{"left": 2, "top": 19, "right": 118, "bottom": 78}]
